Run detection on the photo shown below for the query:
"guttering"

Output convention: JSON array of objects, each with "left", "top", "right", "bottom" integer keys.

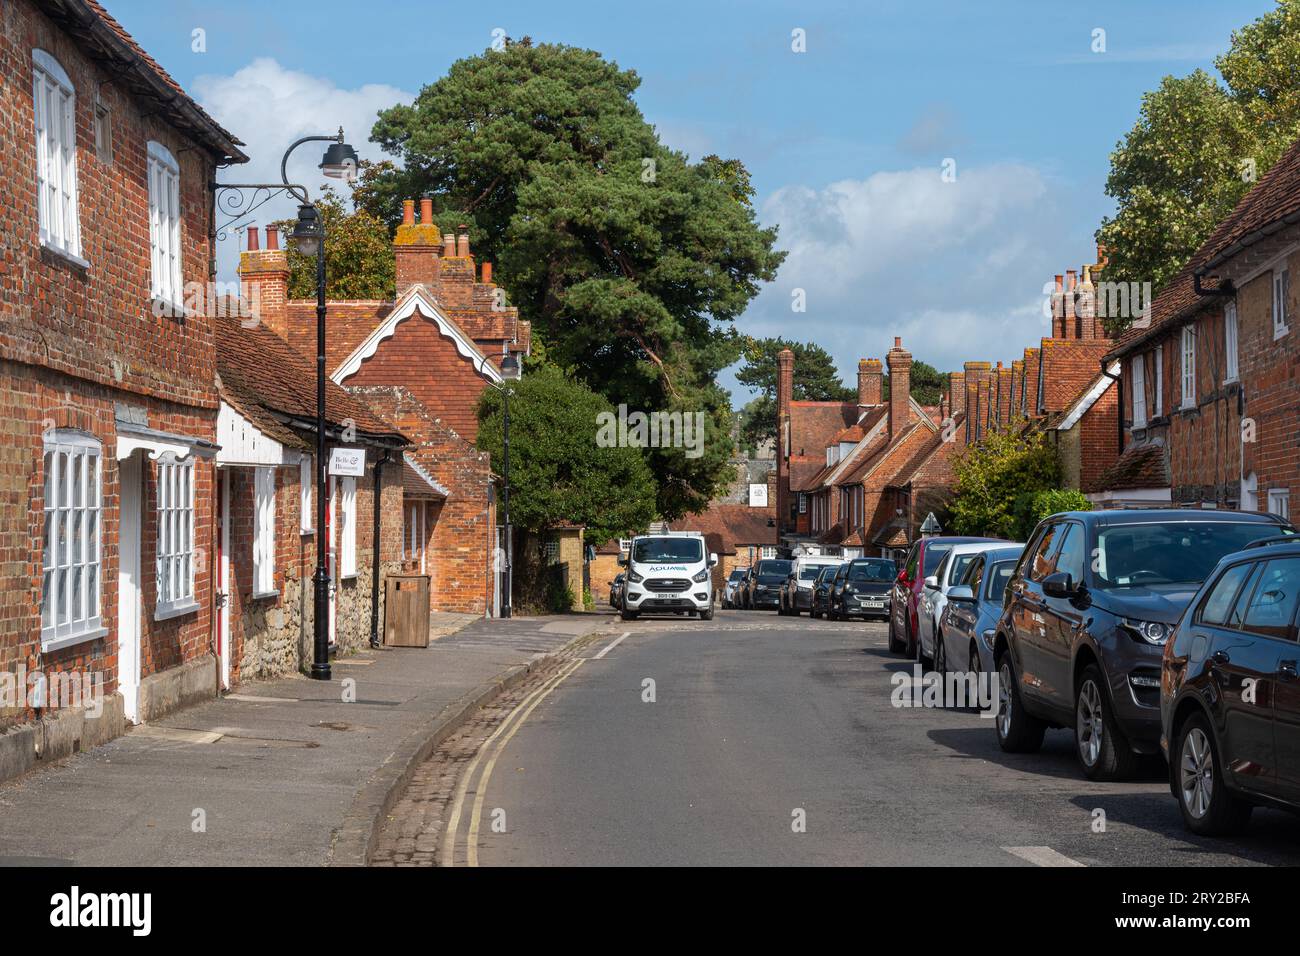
[
  {"left": 1193, "top": 272, "right": 1234, "bottom": 298},
  {"left": 1194, "top": 208, "right": 1300, "bottom": 278}
]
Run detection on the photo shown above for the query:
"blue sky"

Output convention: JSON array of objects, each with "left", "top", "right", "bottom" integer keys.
[{"left": 107, "top": 0, "right": 1273, "bottom": 401}]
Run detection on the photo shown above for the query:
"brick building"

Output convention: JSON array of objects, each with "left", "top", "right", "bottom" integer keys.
[
  {"left": 1095, "top": 135, "right": 1300, "bottom": 518},
  {"left": 240, "top": 199, "right": 525, "bottom": 615},
  {"left": 0, "top": 0, "right": 247, "bottom": 766},
  {"left": 212, "top": 300, "right": 409, "bottom": 686}
]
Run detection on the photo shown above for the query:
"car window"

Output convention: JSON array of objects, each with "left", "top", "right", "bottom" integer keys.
[
  {"left": 1093, "top": 521, "right": 1292, "bottom": 590},
  {"left": 1053, "top": 523, "right": 1086, "bottom": 583},
  {"left": 835, "top": 565, "right": 849, "bottom": 583},
  {"left": 1240, "top": 558, "right": 1300, "bottom": 640},
  {"left": 1198, "top": 562, "right": 1255, "bottom": 626},
  {"left": 1027, "top": 523, "right": 1061, "bottom": 583},
  {"left": 948, "top": 553, "right": 979, "bottom": 587},
  {"left": 905, "top": 545, "right": 920, "bottom": 578},
  {"left": 986, "top": 561, "right": 1016, "bottom": 602},
  {"left": 922, "top": 544, "right": 953, "bottom": 577},
  {"left": 966, "top": 557, "right": 985, "bottom": 594}
]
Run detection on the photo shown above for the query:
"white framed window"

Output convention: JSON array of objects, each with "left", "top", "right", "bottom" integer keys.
[
  {"left": 1273, "top": 267, "right": 1290, "bottom": 339},
  {"left": 155, "top": 457, "right": 196, "bottom": 617},
  {"left": 1224, "top": 302, "right": 1239, "bottom": 383},
  {"left": 1268, "top": 489, "right": 1291, "bottom": 521},
  {"left": 299, "top": 455, "right": 313, "bottom": 533},
  {"left": 617, "top": 537, "right": 631, "bottom": 554},
  {"left": 147, "top": 142, "right": 182, "bottom": 309},
  {"left": 339, "top": 476, "right": 357, "bottom": 577},
  {"left": 404, "top": 502, "right": 426, "bottom": 572},
  {"left": 1180, "top": 325, "right": 1196, "bottom": 409},
  {"left": 760, "top": 546, "right": 777, "bottom": 559},
  {"left": 542, "top": 540, "right": 559, "bottom": 563},
  {"left": 41, "top": 432, "right": 103, "bottom": 649},
  {"left": 253, "top": 467, "right": 276, "bottom": 595},
  {"left": 1130, "top": 354, "right": 1147, "bottom": 428},
  {"left": 798, "top": 492, "right": 807, "bottom": 514},
  {"left": 1153, "top": 345, "right": 1163, "bottom": 417},
  {"left": 32, "top": 49, "right": 80, "bottom": 259}
]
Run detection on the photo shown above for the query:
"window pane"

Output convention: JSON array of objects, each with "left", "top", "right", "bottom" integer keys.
[
  {"left": 42, "top": 570, "right": 53, "bottom": 629},
  {"left": 1055, "top": 524, "right": 1086, "bottom": 581},
  {"left": 1241, "top": 559, "right": 1300, "bottom": 640},
  {"left": 1201, "top": 562, "right": 1253, "bottom": 626}
]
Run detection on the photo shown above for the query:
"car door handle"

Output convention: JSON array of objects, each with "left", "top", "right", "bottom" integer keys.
[
  {"left": 1280, "top": 659, "right": 1298, "bottom": 680},
  {"left": 1211, "top": 650, "right": 1231, "bottom": 666}
]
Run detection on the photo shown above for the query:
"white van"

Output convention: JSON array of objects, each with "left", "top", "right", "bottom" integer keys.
[
  {"left": 779, "top": 555, "right": 845, "bottom": 615},
  {"left": 618, "top": 531, "right": 717, "bottom": 621}
]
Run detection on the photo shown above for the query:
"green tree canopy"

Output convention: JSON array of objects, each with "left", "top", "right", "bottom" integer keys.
[
  {"left": 275, "top": 187, "right": 394, "bottom": 300},
  {"left": 366, "top": 39, "right": 784, "bottom": 519},
  {"left": 735, "top": 338, "right": 854, "bottom": 449},
  {"left": 948, "top": 428, "right": 1062, "bottom": 539},
  {"left": 1097, "top": 1, "right": 1300, "bottom": 310},
  {"left": 476, "top": 364, "right": 657, "bottom": 544}
]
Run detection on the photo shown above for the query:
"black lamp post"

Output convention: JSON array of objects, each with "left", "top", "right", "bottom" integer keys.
[
  {"left": 213, "top": 129, "right": 359, "bottom": 682},
  {"left": 477, "top": 351, "right": 521, "bottom": 619}
]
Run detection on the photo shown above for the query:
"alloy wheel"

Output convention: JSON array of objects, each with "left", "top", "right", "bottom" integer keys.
[
  {"left": 1076, "top": 679, "right": 1104, "bottom": 768},
  {"left": 1180, "top": 727, "right": 1214, "bottom": 820},
  {"left": 997, "top": 660, "right": 1013, "bottom": 739}
]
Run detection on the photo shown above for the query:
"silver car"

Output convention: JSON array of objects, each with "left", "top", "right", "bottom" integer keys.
[
  {"left": 722, "top": 567, "right": 747, "bottom": 609},
  {"left": 936, "top": 545, "right": 1024, "bottom": 675}
]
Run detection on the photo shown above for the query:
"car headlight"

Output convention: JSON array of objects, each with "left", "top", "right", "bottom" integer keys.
[
  {"left": 1121, "top": 617, "right": 1170, "bottom": 645},
  {"left": 843, "top": 583, "right": 856, "bottom": 594},
  {"left": 692, "top": 569, "right": 710, "bottom": 583},
  {"left": 628, "top": 569, "right": 644, "bottom": 583},
  {"left": 980, "top": 628, "right": 996, "bottom": 651}
]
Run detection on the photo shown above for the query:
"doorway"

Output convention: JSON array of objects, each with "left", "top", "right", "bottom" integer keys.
[{"left": 117, "top": 453, "right": 142, "bottom": 723}]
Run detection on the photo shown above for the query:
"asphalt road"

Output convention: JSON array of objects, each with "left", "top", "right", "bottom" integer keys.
[{"left": 439, "top": 609, "right": 1300, "bottom": 867}]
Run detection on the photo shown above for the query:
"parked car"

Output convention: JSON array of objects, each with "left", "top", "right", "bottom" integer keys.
[
  {"left": 609, "top": 572, "right": 625, "bottom": 610},
  {"left": 994, "top": 508, "right": 1294, "bottom": 781},
  {"left": 722, "top": 567, "right": 748, "bottom": 609},
  {"left": 744, "top": 558, "right": 794, "bottom": 610},
  {"left": 890, "top": 536, "right": 1000, "bottom": 657},
  {"left": 809, "top": 565, "right": 841, "bottom": 619},
  {"left": 828, "top": 557, "right": 897, "bottom": 620},
  {"left": 916, "top": 542, "right": 1015, "bottom": 666},
  {"left": 937, "top": 545, "right": 1024, "bottom": 676},
  {"left": 779, "top": 555, "right": 844, "bottom": 615},
  {"left": 1161, "top": 534, "right": 1300, "bottom": 835}
]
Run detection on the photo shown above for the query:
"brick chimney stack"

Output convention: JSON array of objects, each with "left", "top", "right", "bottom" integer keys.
[
  {"left": 1052, "top": 274, "right": 1065, "bottom": 338},
  {"left": 394, "top": 197, "right": 442, "bottom": 296},
  {"left": 962, "top": 360, "right": 991, "bottom": 442},
  {"left": 858, "top": 357, "right": 882, "bottom": 406},
  {"left": 239, "top": 225, "right": 289, "bottom": 339},
  {"left": 1064, "top": 269, "right": 1078, "bottom": 338},
  {"left": 886, "top": 337, "right": 912, "bottom": 441},
  {"left": 776, "top": 348, "right": 795, "bottom": 532}
]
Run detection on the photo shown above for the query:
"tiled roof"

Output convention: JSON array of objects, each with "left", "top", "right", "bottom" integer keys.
[
  {"left": 787, "top": 401, "right": 860, "bottom": 457},
  {"left": 871, "top": 520, "right": 910, "bottom": 548},
  {"left": 43, "top": 1, "right": 246, "bottom": 161},
  {"left": 213, "top": 313, "right": 406, "bottom": 444},
  {"left": 1095, "top": 440, "right": 1169, "bottom": 492},
  {"left": 789, "top": 456, "right": 829, "bottom": 492},
  {"left": 402, "top": 459, "right": 448, "bottom": 499},
  {"left": 670, "top": 503, "right": 776, "bottom": 553}
]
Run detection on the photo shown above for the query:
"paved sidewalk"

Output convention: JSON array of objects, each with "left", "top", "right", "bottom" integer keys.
[{"left": 0, "top": 614, "right": 612, "bottom": 866}]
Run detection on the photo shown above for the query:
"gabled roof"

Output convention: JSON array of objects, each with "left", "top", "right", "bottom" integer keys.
[
  {"left": 669, "top": 503, "right": 776, "bottom": 553},
  {"left": 403, "top": 458, "right": 449, "bottom": 499},
  {"left": 1057, "top": 362, "right": 1119, "bottom": 432},
  {"left": 38, "top": 1, "right": 246, "bottom": 162},
  {"left": 213, "top": 313, "right": 406, "bottom": 446},
  {"left": 787, "top": 401, "right": 860, "bottom": 457}
]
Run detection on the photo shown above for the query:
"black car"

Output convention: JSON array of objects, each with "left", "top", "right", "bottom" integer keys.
[
  {"left": 1162, "top": 535, "right": 1300, "bottom": 834},
  {"left": 995, "top": 508, "right": 1293, "bottom": 781},
  {"left": 809, "top": 565, "right": 840, "bottom": 619},
  {"left": 744, "top": 558, "right": 793, "bottom": 610},
  {"left": 609, "top": 572, "right": 625, "bottom": 610},
  {"left": 828, "top": 558, "right": 896, "bottom": 621}
]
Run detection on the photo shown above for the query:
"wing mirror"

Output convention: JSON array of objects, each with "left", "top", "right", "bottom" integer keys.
[
  {"left": 924, "top": 575, "right": 939, "bottom": 591},
  {"left": 709, "top": 552, "right": 718, "bottom": 567},
  {"left": 617, "top": 553, "right": 628, "bottom": 566},
  {"left": 947, "top": 584, "right": 975, "bottom": 603},
  {"left": 1042, "top": 571, "right": 1076, "bottom": 599}
]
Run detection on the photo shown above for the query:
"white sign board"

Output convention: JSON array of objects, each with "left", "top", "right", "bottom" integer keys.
[
  {"left": 329, "top": 447, "right": 366, "bottom": 477},
  {"left": 748, "top": 483, "right": 768, "bottom": 508}
]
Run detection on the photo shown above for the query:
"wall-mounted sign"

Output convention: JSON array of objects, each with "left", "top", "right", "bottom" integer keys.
[
  {"left": 749, "top": 483, "right": 768, "bottom": 507},
  {"left": 329, "top": 447, "right": 366, "bottom": 477}
]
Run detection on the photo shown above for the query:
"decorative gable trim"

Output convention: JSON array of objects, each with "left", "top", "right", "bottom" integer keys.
[
  {"left": 331, "top": 285, "right": 503, "bottom": 385},
  {"left": 1057, "top": 361, "right": 1120, "bottom": 432}
]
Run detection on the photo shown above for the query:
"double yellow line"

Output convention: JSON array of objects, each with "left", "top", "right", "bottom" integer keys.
[{"left": 441, "top": 658, "right": 585, "bottom": 867}]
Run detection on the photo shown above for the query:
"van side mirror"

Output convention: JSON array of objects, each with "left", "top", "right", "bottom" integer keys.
[
  {"left": 709, "top": 552, "right": 718, "bottom": 567},
  {"left": 1042, "top": 571, "right": 1075, "bottom": 599},
  {"left": 947, "top": 584, "right": 975, "bottom": 603},
  {"left": 617, "top": 554, "right": 627, "bottom": 567}
]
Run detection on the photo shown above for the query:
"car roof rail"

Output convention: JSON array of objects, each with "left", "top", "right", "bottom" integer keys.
[{"left": 1243, "top": 534, "right": 1300, "bottom": 550}]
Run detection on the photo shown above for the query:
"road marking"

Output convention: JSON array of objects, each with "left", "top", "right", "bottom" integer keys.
[
  {"left": 467, "top": 658, "right": 585, "bottom": 866},
  {"left": 440, "top": 660, "right": 582, "bottom": 867},
  {"left": 1001, "top": 845, "right": 1086, "bottom": 867},
  {"left": 592, "top": 631, "right": 631, "bottom": 660}
]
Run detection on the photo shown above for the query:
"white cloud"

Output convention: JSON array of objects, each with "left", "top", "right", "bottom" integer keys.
[
  {"left": 729, "top": 162, "right": 1069, "bottom": 394},
  {"left": 194, "top": 58, "right": 414, "bottom": 279}
]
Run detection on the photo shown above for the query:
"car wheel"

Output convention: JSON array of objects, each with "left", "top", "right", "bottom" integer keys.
[
  {"left": 934, "top": 627, "right": 946, "bottom": 677},
  {"left": 995, "top": 651, "right": 1045, "bottom": 753},
  {"left": 1175, "top": 711, "right": 1252, "bottom": 836},
  {"left": 1074, "top": 664, "right": 1139, "bottom": 781},
  {"left": 915, "top": 620, "right": 932, "bottom": 668},
  {"left": 888, "top": 609, "right": 904, "bottom": 653},
  {"left": 620, "top": 609, "right": 639, "bottom": 621},
  {"left": 699, "top": 605, "right": 714, "bottom": 622}
]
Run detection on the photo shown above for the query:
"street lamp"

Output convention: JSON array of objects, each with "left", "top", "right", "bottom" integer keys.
[
  {"left": 478, "top": 350, "right": 521, "bottom": 618},
  {"left": 212, "top": 127, "right": 360, "bottom": 682}
]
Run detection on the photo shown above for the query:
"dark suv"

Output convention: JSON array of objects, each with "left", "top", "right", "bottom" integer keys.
[
  {"left": 744, "top": 558, "right": 793, "bottom": 610},
  {"left": 890, "top": 536, "right": 999, "bottom": 657},
  {"left": 995, "top": 509, "right": 1293, "bottom": 781},
  {"left": 1162, "top": 535, "right": 1300, "bottom": 835}
]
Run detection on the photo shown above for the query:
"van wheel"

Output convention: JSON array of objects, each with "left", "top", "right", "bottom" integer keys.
[
  {"left": 995, "top": 652, "right": 1045, "bottom": 753},
  {"left": 620, "top": 609, "right": 639, "bottom": 621},
  {"left": 1175, "top": 711, "right": 1252, "bottom": 836},
  {"left": 1075, "top": 665, "right": 1139, "bottom": 781},
  {"left": 699, "top": 605, "right": 714, "bottom": 622}
]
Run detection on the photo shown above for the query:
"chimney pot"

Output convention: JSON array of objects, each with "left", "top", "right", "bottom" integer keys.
[
  {"left": 265, "top": 227, "right": 278, "bottom": 251},
  {"left": 420, "top": 198, "right": 434, "bottom": 224},
  {"left": 457, "top": 225, "right": 470, "bottom": 258},
  {"left": 482, "top": 261, "right": 493, "bottom": 284},
  {"left": 443, "top": 233, "right": 456, "bottom": 257},
  {"left": 893, "top": 336, "right": 902, "bottom": 349},
  {"left": 246, "top": 227, "right": 259, "bottom": 252},
  {"left": 402, "top": 199, "right": 415, "bottom": 227}
]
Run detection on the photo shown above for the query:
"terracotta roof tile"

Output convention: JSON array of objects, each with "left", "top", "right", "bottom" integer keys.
[
  {"left": 1096, "top": 440, "right": 1169, "bottom": 491},
  {"left": 670, "top": 503, "right": 776, "bottom": 553}
]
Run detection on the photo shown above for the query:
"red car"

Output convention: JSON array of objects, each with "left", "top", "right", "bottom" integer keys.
[{"left": 889, "top": 536, "right": 999, "bottom": 658}]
